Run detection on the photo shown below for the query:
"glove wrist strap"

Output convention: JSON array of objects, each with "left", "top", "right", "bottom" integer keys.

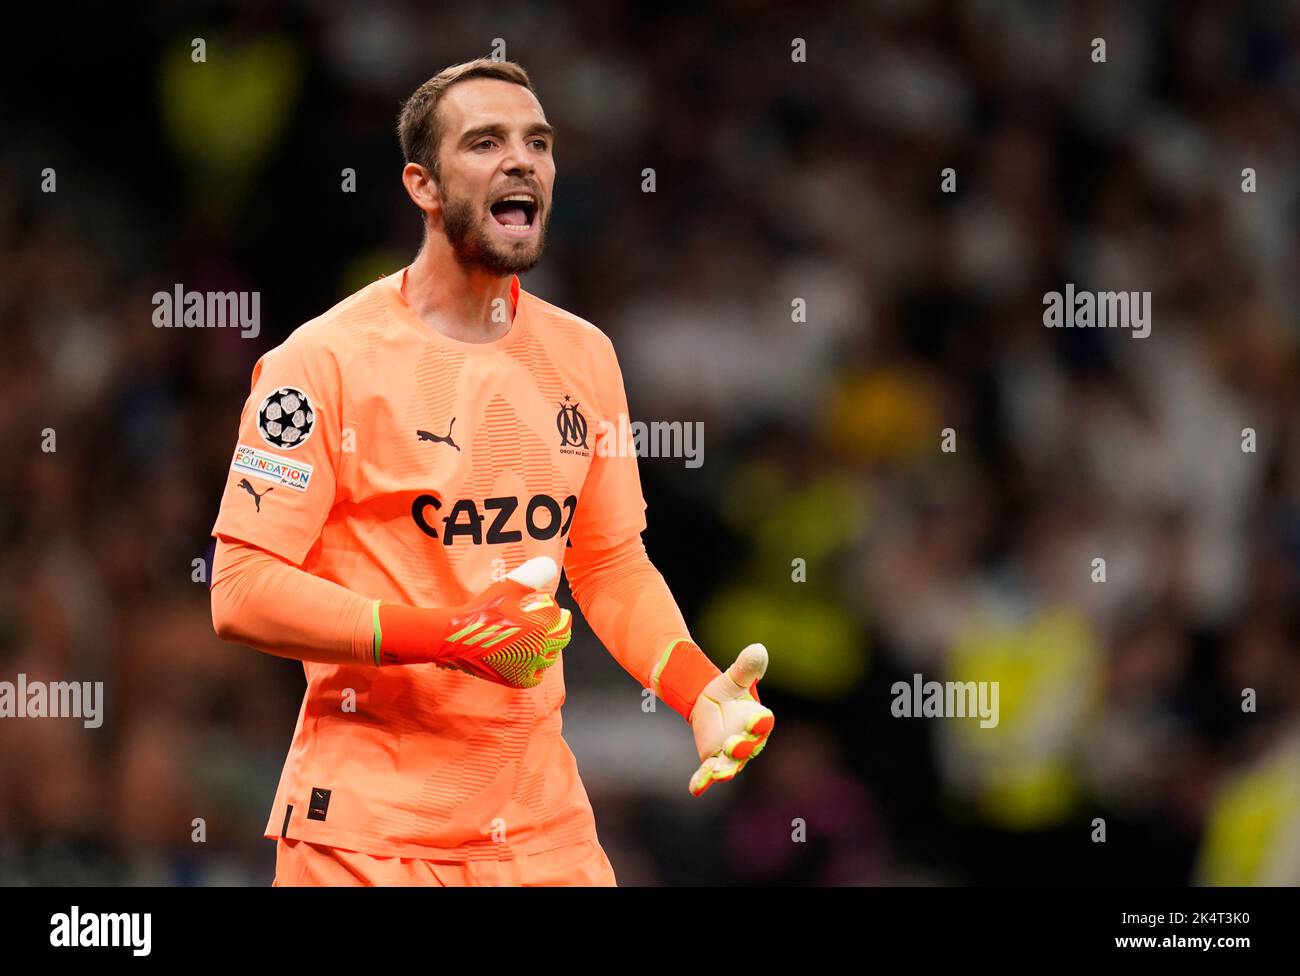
[
  {"left": 653, "top": 639, "right": 722, "bottom": 721},
  {"left": 373, "top": 603, "right": 454, "bottom": 666}
]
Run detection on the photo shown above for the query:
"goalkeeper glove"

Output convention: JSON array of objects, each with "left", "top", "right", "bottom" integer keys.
[
  {"left": 687, "top": 642, "right": 775, "bottom": 796},
  {"left": 372, "top": 556, "right": 572, "bottom": 688}
]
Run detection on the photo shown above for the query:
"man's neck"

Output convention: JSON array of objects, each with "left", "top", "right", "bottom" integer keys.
[{"left": 402, "top": 241, "right": 516, "bottom": 343}]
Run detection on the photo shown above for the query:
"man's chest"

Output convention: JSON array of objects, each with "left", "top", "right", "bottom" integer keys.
[{"left": 335, "top": 348, "right": 604, "bottom": 546}]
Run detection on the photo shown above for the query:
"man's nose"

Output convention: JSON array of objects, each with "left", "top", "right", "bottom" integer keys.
[{"left": 500, "top": 138, "right": 535, "bottom": 175}]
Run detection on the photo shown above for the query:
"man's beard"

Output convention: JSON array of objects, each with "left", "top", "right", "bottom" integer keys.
[{"left": 440, "top": 183, "right": 546, "bottom": 275}]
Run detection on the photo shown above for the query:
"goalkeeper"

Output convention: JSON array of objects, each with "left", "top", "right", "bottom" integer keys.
[{"left": 209, "top": 57, "right": 774, "bottom": 887}]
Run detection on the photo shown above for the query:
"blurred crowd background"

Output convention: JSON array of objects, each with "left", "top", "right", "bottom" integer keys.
[{"left": 3, "top": 0, "right": 1300, "bottom": 885}]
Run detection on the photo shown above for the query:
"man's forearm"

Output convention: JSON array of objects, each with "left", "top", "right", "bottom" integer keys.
[
  {"left": 564, "top": 536, "right": 722, "bottom": 719},
  {"left": 210, "top": 536, "right": 377, "bottom": 665}
]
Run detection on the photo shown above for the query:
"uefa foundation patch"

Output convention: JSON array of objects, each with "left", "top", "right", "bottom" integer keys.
[{"left": 232, "top": 443, "right": 314, "bottom": 492}]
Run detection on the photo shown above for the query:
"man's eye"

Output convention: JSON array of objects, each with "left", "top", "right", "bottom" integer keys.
[
  {"left": 531, "top": 139, "right": 549, "bottom": 151},
  {"left": 474, "top": 139, "right": 495, "bottom": 150}
]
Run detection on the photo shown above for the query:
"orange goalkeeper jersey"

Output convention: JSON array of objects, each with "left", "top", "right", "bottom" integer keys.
[{"left": 210, "top": 267, "right": 646, "bottom": 860}]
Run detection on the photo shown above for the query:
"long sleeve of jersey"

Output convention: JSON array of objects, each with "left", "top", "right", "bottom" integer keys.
[
  {"left": 210, "top": 536, "right": 376, "bottom": 665},
  {"left": 563, "top": 535, "right": 721, "bottom": 720}
]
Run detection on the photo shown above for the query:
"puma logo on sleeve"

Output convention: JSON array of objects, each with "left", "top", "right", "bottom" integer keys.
[{"left": 238, "top": 478, "right": 274, "bottom": 512}]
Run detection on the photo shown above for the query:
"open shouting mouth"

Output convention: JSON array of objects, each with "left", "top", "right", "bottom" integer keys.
[{"left": 489, "top": 190, "right": 539, "bottom": 238}]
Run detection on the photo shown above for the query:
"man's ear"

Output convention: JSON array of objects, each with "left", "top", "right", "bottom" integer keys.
[{"left": 401, "top": 161, "right": 441, "bottom": 217}]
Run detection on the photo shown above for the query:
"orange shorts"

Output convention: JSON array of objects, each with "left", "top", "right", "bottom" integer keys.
[{"left": 272, "top": 837, "right": 618, "bottom": 887}]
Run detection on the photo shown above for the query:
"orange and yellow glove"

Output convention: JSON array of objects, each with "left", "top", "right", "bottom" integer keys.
[
  {"left": 686, "top": 643, "right": 775, "bottom": 796},
  {"left": 372, "top": 556, "right": 571, "bottom": 688}
]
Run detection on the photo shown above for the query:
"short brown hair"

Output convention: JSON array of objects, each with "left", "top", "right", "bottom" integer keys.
[{"left": 397, "top": 59, "right": 537, "bottom": 184}]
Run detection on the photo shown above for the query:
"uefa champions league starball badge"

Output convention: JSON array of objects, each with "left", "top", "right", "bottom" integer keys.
[{"left": 257, "top": 387, "right": 316, "bottom": 450}]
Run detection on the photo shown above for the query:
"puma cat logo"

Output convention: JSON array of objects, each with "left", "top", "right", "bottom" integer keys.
[
  {"left": 417, "top": 418, "right": 461, "bottom": 452},
  {"left": 238, "top": 478, "right": 273, "bottom": 512}
]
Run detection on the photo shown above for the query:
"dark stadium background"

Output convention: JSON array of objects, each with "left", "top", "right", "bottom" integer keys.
[{"left": 1, "top": 0, "right": 1298, "bottom": 885}]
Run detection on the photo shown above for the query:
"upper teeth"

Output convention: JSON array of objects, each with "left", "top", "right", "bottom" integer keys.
[{"left": 500, "top": 195, "right": 534, "bottom": 205}]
